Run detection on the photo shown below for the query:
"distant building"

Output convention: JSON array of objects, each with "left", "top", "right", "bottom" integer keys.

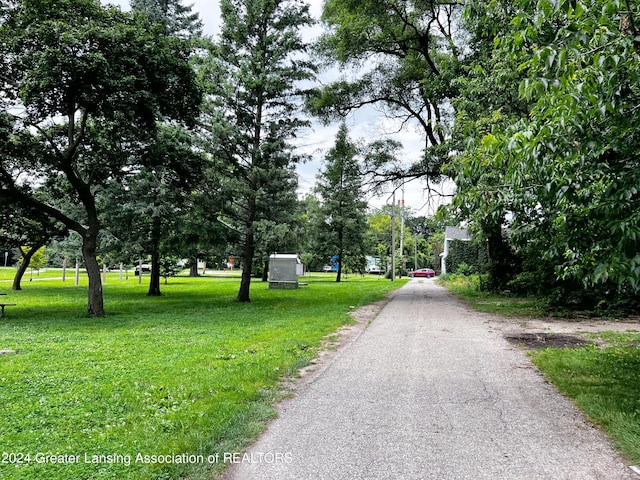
[{"left": 440, "top": 227, "right": 472, "bottom": 275}]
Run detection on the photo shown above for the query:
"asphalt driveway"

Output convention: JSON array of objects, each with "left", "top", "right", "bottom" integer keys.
[{"left": 223, "top": 279, "right": 636, "bottom": 479}]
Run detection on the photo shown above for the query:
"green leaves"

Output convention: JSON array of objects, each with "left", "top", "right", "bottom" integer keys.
[
  {"left": 316, "top": 0, "right": 462, "bottom": 163},
  {"left": 205, "top": 0, "right": 316, "bottom": 300},
  {"left": 1, "top": 0, "right": 203, "bottom": 314},
  {"left": 449, "top": 0, "right": 640, "bottom": 303},
  {"left": 510, "top": 0, "right": 640, "bottom": 293}
]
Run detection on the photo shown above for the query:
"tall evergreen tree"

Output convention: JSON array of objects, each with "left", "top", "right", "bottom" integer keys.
[
  {"left": 315, "top": 123, "right": 368, "bottom": 282},
  {"left": 101, "top": 124, "right": 207, "bottom": 296},
  {"left": 126, "top": 0, "right": 204, "bottom": 295},
  {"left": 130, "top": 0, "right": 202, "bottom": 39},
  {"left": 206, "top": 0, "right": 316, "bottom": 302}
]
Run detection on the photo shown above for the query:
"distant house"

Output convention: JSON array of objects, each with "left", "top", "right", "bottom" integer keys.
[{"left": 440, "top": 227, "right": 472, "bottom": 275}]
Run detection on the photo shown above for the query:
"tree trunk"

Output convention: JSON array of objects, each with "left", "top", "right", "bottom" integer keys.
[
  {"left": 336, "top": 233, "right": 343, "bottom": 283},
  {"left": 148, "top": 252, "right": 162, "bottom": 296},
  {"left": 261, "top": 259, "right": 269, "bottom": 282},
  {"left": 236, "top": 204, "right": 256, "bottom": 302},
  {"left": 483, "top": 219, "right": 520, "bottom": 292},
  {"left": 237, "top": 86, "right": 263, "bottom": 303},
  {"left": 12, "top": 245, "right": 42, "bottom": 291},
  {"left": 82, "top": 230, "right": 105, "bottom": 316},
  {"left": 189, "top": 258, "right": 199, "bottom": 277},
  {"left": 237, "top": 222, "right": 255, "bottom": 303},
  {"left": 147, "top": 217, "right": 162, "bottom": 296}
]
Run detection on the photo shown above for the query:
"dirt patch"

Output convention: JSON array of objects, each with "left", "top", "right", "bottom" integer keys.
[
  {"left": 496, "top": 316, "right": 640, "bottom": 334},
  {"left": 504, "top": 333, "right": 594, "bottom": 349},
  {"left": 489, "top": 314, "right": 640, "bottom": 350}
]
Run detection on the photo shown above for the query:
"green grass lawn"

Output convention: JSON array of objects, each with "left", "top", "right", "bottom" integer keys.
[
  {"left": 531, "top": 338, "right": 640, "bottom": 463},
  {"left": 0, "top": 270, "right": 407, "bottom": 479}
]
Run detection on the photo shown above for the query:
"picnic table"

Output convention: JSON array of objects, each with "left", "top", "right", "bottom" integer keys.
[{"left": 0, "top": 293, "right": 16, "bottom": 317}]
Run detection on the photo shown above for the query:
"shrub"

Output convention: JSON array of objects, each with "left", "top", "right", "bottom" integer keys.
[{"left": 455, "top": 262, "right": 474, "bottom": 276}]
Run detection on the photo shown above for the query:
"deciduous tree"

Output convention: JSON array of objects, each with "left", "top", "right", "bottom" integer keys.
[
  {"left": 0, "top": 0, "right": 201, "bottom": 315},
  {"left": 312, "top": 0, "right": 463, "bottom": 183}
]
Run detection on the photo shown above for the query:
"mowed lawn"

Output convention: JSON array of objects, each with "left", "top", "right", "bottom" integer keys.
[
  {"left": 531, "top": 333, "right": 640, "bottom": 464},
  {"left": 0, "top": 270, "right": 407, "bottom": 479}
]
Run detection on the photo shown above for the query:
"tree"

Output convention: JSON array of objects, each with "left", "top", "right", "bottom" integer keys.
[
  {"left": 443, "top": 0, "right": 533, "bottom": 291},
  {"left": 126, "top": 0, "right": 205, "bottom": 295},
  {"left": 315, "top": 123, "right": 369, "bottom": 282},
  {"left": 102, "top": 124, "right": 208, "bottom": 296},
  {"left": 312, "top": 0, "right": 463, "bottom": 183},
  {"left": 158, "top": 256, "right": 182, "bottom": 284},
  {"left": 130, "top": 0, "right": 203, "bottom": 39},
  {"left": 0, "top": 197, "right": 67, "bottom": 291},
  {"left": 0, "top": 0, "right": 201, "bottom": 315},
  {"left": 448, "top": 0, "right": 640, "bottom": 310},
  {"left": 206, "top": 0, "right": 316, "bottom": 302},
  {"left": 502, "top": 0, "right": 640, "bottom": 299},
  {"left": 297, "top": 193, "right": 325, "bottom": 272},
  {"left": 19, "top": 246, "right": 48, "bottom": 280},
  {"left": 167, "top": 193, "right": 235, "bottom": 277},
  {"left": 366, "top": 210, "right": 395, "bottom": 273}
]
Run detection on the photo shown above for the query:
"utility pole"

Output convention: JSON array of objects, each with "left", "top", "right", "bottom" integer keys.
[
  {"left": 391, "top": 191, "right": 396, "bottom": 281},
  {"left": 399, "top": 185, "right": 405, "bottom": 271}
]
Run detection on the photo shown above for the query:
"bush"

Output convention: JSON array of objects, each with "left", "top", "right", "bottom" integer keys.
[{"left": 455, "top": 262, "right": 474, "bottom": 276}]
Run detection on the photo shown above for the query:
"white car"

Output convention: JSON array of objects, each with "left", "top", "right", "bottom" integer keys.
[{"left": 134, "top": 264, "right": 152, "bottom": 275}]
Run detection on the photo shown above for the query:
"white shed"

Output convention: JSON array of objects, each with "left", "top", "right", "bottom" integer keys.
[{"left": 269, "top": 254, "right": 303, "bottom": 289}]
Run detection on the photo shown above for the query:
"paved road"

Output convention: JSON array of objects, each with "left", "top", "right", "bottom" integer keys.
[{"left": 223, "top": 280, "right": 636, "bottom": 480}]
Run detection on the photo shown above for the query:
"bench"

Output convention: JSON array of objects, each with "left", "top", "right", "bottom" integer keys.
[{"left": 0, "top": 303, "right": 16, "bottom": 317}]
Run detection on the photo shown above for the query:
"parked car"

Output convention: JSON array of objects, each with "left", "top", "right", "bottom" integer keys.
[
  {"left": 408, "top": 268, "right": 435, "bottom": 278},
  {"left": 134, "top": 264, "right": 152, "bottom": 275},
  {"left": 367, "top": 265, "right": 384, "bottom": 274},
  {"left": 322, "top": 265, "right": 333, "bottom": 272}
]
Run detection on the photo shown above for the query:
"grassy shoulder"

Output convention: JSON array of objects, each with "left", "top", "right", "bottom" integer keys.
[
  {"left": 530, "top": 341, "right": 640, "bottom": 463},
  {"left": 438, "top": 274, "right": 640, "bottom": 464},
  {"left": 436, "top": 274, "right": 544, "bottom": 317},
  {"left": 0, "top": 271, "right": 408, "bottom": 480}
]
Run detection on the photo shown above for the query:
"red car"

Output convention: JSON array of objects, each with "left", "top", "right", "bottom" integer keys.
[{"left": 408, "top": 268, "right": 435, "bottom": 278}]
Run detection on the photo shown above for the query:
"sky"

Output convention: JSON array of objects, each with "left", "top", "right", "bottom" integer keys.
[{"left": 105, "top": 0, "right": 443, "bottom": 215}]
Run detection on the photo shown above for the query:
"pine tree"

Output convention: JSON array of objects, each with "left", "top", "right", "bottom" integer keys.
[
  {"left": 206, "top": 0, "right": 316, "bottom": 302},
  {"left": 130, "top": 0, "right": 202, "bottom": 39},
  {"left": 315, "top": 123, "right": 368, "bottom": 282}
]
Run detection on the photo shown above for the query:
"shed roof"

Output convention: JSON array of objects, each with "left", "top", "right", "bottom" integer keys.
[
  {"left": 445, "top": 226, "right": 472, "bottom": 241},
  {"left": 269, "top": 254, "right": 301, "bottom": 263}
]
